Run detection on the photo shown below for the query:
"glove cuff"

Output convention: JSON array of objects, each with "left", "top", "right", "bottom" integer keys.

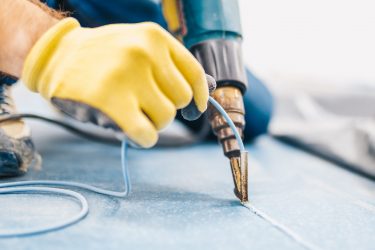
[{"left": 21, "top": 17, "right": 80, "bottom": 92}]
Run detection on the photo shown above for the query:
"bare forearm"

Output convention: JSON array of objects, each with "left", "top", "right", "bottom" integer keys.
[{"left": 0, "top": 0, "right": 59, "bottom": 78}]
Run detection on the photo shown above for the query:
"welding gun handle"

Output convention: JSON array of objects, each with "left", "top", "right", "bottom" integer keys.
[{"left": 181, "top": 74, "right": 216, "bottom": 121}]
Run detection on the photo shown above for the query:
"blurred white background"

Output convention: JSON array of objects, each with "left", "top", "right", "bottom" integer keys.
[
  {"left": 239, "top": 0, "right": 375, "bottom": 93},
  {"left": 236, "top": 1, "right": 375, "bottom": 173}
]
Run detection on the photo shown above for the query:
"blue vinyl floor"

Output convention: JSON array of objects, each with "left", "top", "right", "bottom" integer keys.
[{"left": 0, "top": 121, "right": 374, "bottom": 250}]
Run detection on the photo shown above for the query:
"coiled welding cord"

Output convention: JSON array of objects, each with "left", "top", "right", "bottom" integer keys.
[
  {"left": 0, "top": 141, "right": 130, "bottom": 238},
  {"left": 0, "top": 96, "right": 245, "bottom": 237}
]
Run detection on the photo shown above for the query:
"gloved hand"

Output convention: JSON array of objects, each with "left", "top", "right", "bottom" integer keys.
[{"left": 22, "top": 18, "right": 208, "bottom": 148}]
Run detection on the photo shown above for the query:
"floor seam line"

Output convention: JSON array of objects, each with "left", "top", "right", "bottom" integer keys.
[{"left": 242, "top": 202, "right": 323, "bottom": 250}]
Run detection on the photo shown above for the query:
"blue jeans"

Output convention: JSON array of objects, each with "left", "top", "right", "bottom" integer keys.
[{"left": 6, "top": 0, "right": 274, "bottom": 141}]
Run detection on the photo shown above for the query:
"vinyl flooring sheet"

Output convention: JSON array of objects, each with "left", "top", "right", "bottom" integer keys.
[{"left": 0, "top": 124, "right": 374, "bottom": 250}]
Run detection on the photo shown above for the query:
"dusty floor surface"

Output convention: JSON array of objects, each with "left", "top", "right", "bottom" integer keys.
[{"left": 0, "top": 119, "right": 374, "bottom": 250}]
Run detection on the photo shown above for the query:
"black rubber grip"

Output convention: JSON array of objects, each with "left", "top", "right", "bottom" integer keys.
[
  {"left": 189, "top": 39, "right": 247, "bottom": 94},
  {"left": 181, "top": 74, "right": 216, "bottom": 121}
]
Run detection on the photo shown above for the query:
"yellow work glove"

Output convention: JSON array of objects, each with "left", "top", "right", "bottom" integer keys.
[{"left": 22, "top": 18, "right": 208, "bottom": 148}]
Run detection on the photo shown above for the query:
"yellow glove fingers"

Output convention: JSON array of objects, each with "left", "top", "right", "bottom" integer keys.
[
  {"left": 153, "top": 62, "right": 193, "bottom": 109},
  {"left": 167, "top": 39, "right": 209, "bottom": 112},
  {"left": 112, "top": 106, "right": 158, "bottom": 148},
  {"left": 22, "top": 19, "right": 210, "bottom": 148},
  {"left": 80, "top": 93, "right": 157, "bottom": 148},
  {"left": 139, "top": 82, "right": 176, "bottom": 130}
]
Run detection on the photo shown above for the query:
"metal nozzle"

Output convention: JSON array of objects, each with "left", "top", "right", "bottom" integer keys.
[
  {"left": 208, "top": 86, "right": 248, "bottom": 202},
  {"left": 229, "top": 151, "right": 248, "bottom": 203},
  {"left": 208, "top": 87, "right": 245, "bottom": 158},
  {"left": 240, "top": 151, "right": 248, "bottom": 203}
]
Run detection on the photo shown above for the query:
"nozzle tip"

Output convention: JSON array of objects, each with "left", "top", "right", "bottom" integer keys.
[{"left": 229, "top": 152, "right": 249, "bottom": 203}]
